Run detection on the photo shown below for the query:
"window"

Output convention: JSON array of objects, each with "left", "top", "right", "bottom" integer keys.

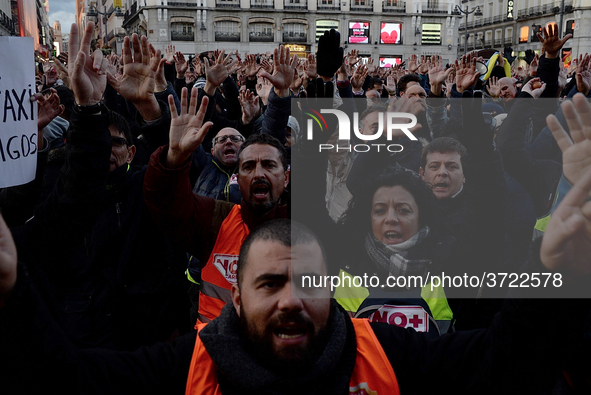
[
  {"left": 519, "top": 26, "right": 529, "bottom": 43},
  {"left": 565, "top": 19, "right": 574, "bottom": 37},
  {"left": 316, "top": 20, "right": 339, "bottom": 42},
  {"left": 283, "top": 22, "right": 307, "bottom": 42},
  {"left": 421, "top": 23, "right": 441, "bottom": 45},
  {"left": 215, "top": 20, "right": 240, "bottom": 41},
  {"left": 171, "top": 18, "right": 195, "bottom": 41}
]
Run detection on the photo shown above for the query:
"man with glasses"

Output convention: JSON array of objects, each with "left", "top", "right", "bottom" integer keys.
[
  {"left": 191, "top": 128, "right": 245, "bottom": 204},
  {"left": 144, "top": 44, "right": 297, "bottom": 325}
]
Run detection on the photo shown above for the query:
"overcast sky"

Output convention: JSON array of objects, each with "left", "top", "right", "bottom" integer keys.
[{"left": 48, "top": 0, "right": 76, "bottom": 34}]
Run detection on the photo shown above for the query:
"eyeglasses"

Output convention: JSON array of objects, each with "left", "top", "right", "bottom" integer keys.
[
  {"left": 111, "top": 136, "right": 128, "bottom": 147},
  {"left": 214, "top": 135, "right": 244, "bottom": 145}
]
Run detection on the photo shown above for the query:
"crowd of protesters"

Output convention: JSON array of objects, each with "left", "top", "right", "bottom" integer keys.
[{"left": 1, "top": 20, "right": 591, "bottom": 394}]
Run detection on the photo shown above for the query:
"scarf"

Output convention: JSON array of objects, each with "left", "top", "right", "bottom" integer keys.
[
  {"left": 199, "top": 301, "right": 353, "bottom": 395},
  {"left": 365, "top": 226, "right": 432, "bottom": 279}
]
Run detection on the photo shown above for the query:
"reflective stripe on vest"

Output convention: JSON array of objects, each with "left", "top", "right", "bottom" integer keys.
[
  {"left": 198, "top": 205, "right": 249, "bottom": 324},
  {"left": 532, "top": 214, "right": 550, "bottom": 240},
  {"left": 334, "top": 269, "right": 453, "bottom": 334},
  {"left": 185, "top": 319, "right": 400, "bottom": 395}
]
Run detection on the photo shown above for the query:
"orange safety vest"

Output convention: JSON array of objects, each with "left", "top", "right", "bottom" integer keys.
[
  {"left": 185, "top": 319, "right": 400, "bottom": 395},
  {"left": 198, "top": 205, "right": 249, "bottom": 324}
]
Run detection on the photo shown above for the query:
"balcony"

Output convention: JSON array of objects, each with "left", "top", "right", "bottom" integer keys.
[
  {"left": 459, "top": 22, "right": 465, "bottom": 30},
  {"left": 283, "top": 32, "right": 308, "bottom": 42},
  {"left": 215, "top": 32, "right": 240, "bottom": 41},
  {"left": 517, "top": 9, "right": 528, "bottom": 19},
  {"left": 168, "top": 2, "right": 199, "bottom": 6},
  {"left": 504, "top": 37, "right": 513, "bottom": 45},
  {"left": 249, "top": 31, "right": 274, "bottom": 41},
  {"left": 317, "top": 0, "right": 339, "bottom": 10},
  {"left": 171, "top": 31, "right": 195, "bottom": 41},
  {"left": 484, "top": 39, "right": 492, "bottom": 48},
  {"left": 528, "top": 5, "right": 541, "bottom": 16},
  {"left": 215, "top": 0, "right": 240, "bottom": 8},
  {"left": 251, "top": 0, "right": 275, "bottom": 8},
  {"left": 494, "top": 38, "right": 502, "bottom": 46},
  {"left": 482, "top": 17, "right": 491, "bottom": 26},
  {"left": 350, "top": 1, "right": 372, "bottom": 11},
  {"left": 422, "top": 2, "right": 448, "bottom": 14},
  {"left": 284, "top": 0, "right": 308, "bottom": 9},
  {"left": 474, "top": 19, "right": 483, "bottom": 27},
  {"left": 382, "top": 0, "right": 405, "bottom": 13}
]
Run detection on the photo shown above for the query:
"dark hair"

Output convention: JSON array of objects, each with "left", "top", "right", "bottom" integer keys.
[
  {"left": 397, "top": 74, "right": 422, "bottom": 95},
  {"left": 339, "top": 167, "right": 440, "bottom": 239},
  {"left": 52, "top": 85, "right": 75, "bottom": 120},
  {"left": 238, "top": 134, "right": 288, "bottom": 171},
  {"left": 359, "top": 103, "right": 388, "bottom": 130},
  {"left": 420, "top": 137, "right": 466, "bottom": 170},
  {"left": 107, "top": 109, "right": 132, "bottom": 146},
  {"left": 369, "top": 77, "right": 383, "bottom": 88},
  {"left": 237, "top": 219, "right": 326, "bottom": 286}
]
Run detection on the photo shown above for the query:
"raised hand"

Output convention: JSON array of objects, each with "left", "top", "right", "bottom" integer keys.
[
  {"left": 32, "top": 89, "right": 64, "bottom": 132},
  {"left": 165, "top": 44, "right": 175, "bottom": 64},
  {"left": 454, "top": 53, "right": 481, "bottom": 93},
  {"left": 575, "top": 54, "right": 591, "bottom": 95},
  {"left": 316, "top": 28, "right": 343, "bottom": 79},
  {"left": 366, "top": 57, "right": 377, "bottom": 76},
  {"left": 203, "top": 50, "right": 233, "bottom": 95},
  {"left": 305, "top": 53, "right": 317, "bottom": 79},
  {"left": 408, "top": 54, "right": 419, "bottom": 74},
  {"left": 245, "top": 54, "right": 261, "bottom": 78},
  {"left": 256, "top": 76, "right": 273, "bottom": 105},
  {"left": 347, "top": 49, "right": 359, "bottom": 67},
  {"left": 427, "top": 54, "right": 452, "bottom": 95},
  {"left": 107, "top": 34, "right": 160, "bottom": 120},
  {"left": 538, "top": 23, "right": 572, "bottom": 59},
  {"left": 385, "top": 75, "right": 396, "bottom": 95},
  {"left": 148, "top": 43, "right": 167, "bottom": 92},
  {"left": 260, "top": 59, "right": 273, "bottom": 75},
  {"left": 239, "top": 89, "right": 260, "bottom": 124},
  {"left": 540, "top": 161, "right": 591, "bottom": 277},
  {"left": 529, "top": 53, "right": 540, "bottom": 76},
  {"left": 487, "top": 76, "right": 501, "bottom": 98},
  {"left": 174, "top": 51, "right": 188, "bottom": 79},
  {"left": 68, "top": 22, "right": 107, "bottom": 105},
  {"left": 547, "top": 93, "right": 591, "bottom": 188},
  {"left": 351, "top": 64, "right": 368, "bottom": 92},
  {"left": 259, "top": 45, "right": 297, "bottom": 98},
  {"left": 166, "top": 88, "right": 213, "bottom": 168},
  {"left": 418, "top": 55, "right": 429, "bottom": 75}
]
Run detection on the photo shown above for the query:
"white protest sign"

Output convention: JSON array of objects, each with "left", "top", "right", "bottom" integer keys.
[{"left": 0, "top": 37, "right": 37, "bottom": 188}]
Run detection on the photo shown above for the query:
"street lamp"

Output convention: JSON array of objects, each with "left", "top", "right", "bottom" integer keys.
[
  {"left": 87, "top": 5, "right": 125, "bottom": 48},
  {"left": 453, "top": 5, "right": 482, "bottom": 55}
]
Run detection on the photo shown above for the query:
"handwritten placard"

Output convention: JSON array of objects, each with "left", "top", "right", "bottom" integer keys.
[{"left": 0, "top": 37, "right": 37, "bottom": 188}]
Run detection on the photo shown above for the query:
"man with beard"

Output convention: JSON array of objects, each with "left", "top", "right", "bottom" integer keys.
[
  {"left": 144, "top": 47, "right": 296, "bottom": 324},
  {"left": 191, "top": 128, "right": 245, "bottom": 203},
  {"left": 3, "top": 212, "right": 591, "bottom": 394}
]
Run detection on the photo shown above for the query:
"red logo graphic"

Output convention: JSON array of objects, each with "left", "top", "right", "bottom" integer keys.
[
  {"left": 229, "top": 173, "right": 238, "bottom": 185},
  {"left": 213, "top": 254, "right": 239, "bottom": 284},
  {"left": 349, "top": 382, "right": 377, "bottom": 395},
  {"left": 368, "top": 305, "right": 429, "bottom": 332}
]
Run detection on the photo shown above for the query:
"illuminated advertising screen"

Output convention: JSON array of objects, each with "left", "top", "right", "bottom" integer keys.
[
  {"left": 380, "top": 23, "right": 401, "bottom": 44},
  {"left": 349, "top": 22, "right": 370, "bottom": 44},
  {"left": 379, "top": 57, "right": 402, "bottom": 67}
]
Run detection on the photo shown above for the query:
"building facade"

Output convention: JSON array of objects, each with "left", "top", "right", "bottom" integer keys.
[
  {"left": 117, "top": 0, "right": 461, "bottom": 65},
  {"left": 457, "top": 0, "right": 591, "bottom": 67}
]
